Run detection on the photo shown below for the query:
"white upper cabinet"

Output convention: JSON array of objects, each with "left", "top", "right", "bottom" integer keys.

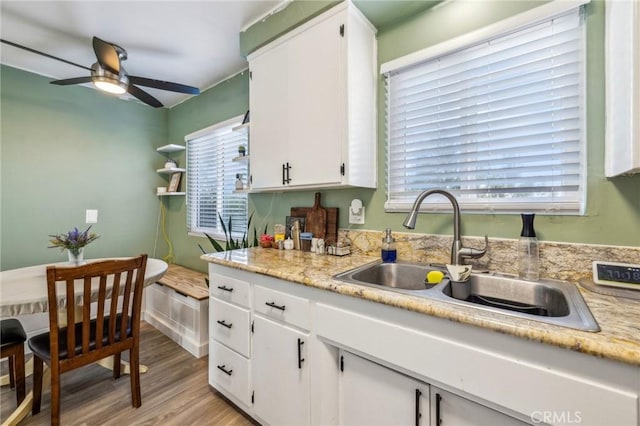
[
  {"left": 605, "top": 0, "right": 640, "bottom": 176},
  {"left": 248, "top": 1, "right": 377, "bottom": 191}
]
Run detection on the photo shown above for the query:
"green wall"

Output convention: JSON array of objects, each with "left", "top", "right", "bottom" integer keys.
[{"left": 0, "top": 65, "right": 167, "bottom": 270}]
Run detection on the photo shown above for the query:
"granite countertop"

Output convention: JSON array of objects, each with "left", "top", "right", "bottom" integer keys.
[{"left": 201, "top": 248, "right": 640, "bottom": 367}]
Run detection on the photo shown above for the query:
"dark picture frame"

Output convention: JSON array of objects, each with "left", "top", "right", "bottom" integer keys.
[{"left": 285, "top": 216, "right": 305, "bottom": 239}]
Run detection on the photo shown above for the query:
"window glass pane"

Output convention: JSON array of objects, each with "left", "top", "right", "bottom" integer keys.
[
  {"left": 186, "top": 116, "right": 248, "bottom": 236},
  {"left": 384, "top": 8, "right": 585, "bottom": 214}
]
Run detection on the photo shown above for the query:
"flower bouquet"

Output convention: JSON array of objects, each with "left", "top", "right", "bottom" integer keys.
[{"left": 48, "top": 226, "right": 100, "bottom": 260}]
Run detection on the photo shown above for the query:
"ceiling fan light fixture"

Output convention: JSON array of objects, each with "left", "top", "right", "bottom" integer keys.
[
  {"left": 93, "top": 78, "right": 126, "bottom": 94},
  {"left": 91, "top": 63, "right": 128, "bottom": 95}
]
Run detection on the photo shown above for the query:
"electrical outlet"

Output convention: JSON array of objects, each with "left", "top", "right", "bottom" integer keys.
[
  {"left": 85, "top": 209, "right": 98, "bottom": 224},
  {"left": 349, "top": 199, "right": 365, "bottom": 225}
]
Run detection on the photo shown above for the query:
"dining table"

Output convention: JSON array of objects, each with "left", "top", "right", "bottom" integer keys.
[{"left": 0, "top": 257, "right": 168, "bottom": 426}]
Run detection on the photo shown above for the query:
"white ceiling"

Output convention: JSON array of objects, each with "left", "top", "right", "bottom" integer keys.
[{"left": 0, "top": 1, "right": 285, "bottom": 108}]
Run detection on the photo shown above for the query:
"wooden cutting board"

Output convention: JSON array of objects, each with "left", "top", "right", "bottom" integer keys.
[
  {"left": 305, "top": 192, "right": 327, "bottom": 240},
  {"left": 291, "top": 197, "right": 339, "bottom": 245}
]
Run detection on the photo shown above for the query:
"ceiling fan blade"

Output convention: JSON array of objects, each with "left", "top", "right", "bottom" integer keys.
[
  {"left": 50, "top": 76, "right": 93, "bottom": 86},
  {"left": 128, "top": 76, "right": 200, "bottom": 95},
  {"left": 128, "top": 85, "right": 163, "bottom": 108},
  {"left": 92, "top": 36, "right": 120, "bottom": 74},
  {"left": 0, "top": 39, "right": 91, "bottom": 71}
]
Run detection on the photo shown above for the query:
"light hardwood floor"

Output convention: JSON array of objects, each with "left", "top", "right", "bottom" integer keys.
[{"left": 1, "top": 322, "right": 256, "bottom": 426}]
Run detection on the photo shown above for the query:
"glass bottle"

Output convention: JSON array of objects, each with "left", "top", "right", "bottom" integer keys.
[
  {"left": 518, "top": 213, "right": 540, "bottom": 281},
  {"left": 235, "top": 174, "right": 243, "bottom": 191},
  {"left": 381, "top": 228, "right": 397, "bottom": 263}
]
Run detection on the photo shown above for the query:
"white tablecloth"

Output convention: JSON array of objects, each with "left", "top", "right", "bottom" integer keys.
[{"left": 0, "top": 258, "right": 168, "bottom": 317}]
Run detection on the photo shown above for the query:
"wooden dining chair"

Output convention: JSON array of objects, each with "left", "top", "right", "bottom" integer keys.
[
  {"left": 28, "top": 254, "right": 148, "bottom": 426},
  {"left": 0, "top": 318, "right": 27, "bottom": 406}
]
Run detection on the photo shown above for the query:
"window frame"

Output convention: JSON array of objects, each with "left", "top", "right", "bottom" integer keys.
[
  {"left": 381, "top": 0, "right": 589, "bottom": 215},
  {"left": 185, "top": 115, "right": 248, "bottom": 241}
]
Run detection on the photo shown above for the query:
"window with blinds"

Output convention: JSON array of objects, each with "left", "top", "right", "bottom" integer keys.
[
  {"left": 383, "top": 7, "right": 586, "bottom": 214},
  {"left": 186, "top": 116, "right": 248, "bottom": 237}
]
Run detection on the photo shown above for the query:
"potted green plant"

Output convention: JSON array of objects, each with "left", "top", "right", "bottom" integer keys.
[{"left": 198, "top": 213, "right": 266, "bottom": 286}]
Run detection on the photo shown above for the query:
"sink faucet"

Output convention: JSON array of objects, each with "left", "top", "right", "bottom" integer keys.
[{"left": 402, "top": 189, "right": 488, "bottom": 265}]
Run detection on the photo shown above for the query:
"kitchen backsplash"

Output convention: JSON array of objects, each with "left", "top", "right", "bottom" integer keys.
[{"left": 339, "top": 229, "right": 640, "bottom": 283}]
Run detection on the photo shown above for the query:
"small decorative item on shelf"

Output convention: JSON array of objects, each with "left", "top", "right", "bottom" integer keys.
[
  {"left": 164, "top": 159, "right": 178, "bottom": 169},
  {"left": 168, "top": 172, "right": 182, "bottom": 192},
  {"left": 235, "top": 174, "right": 244, "bottom": 190},
  {"left": 48, "top": 225, "right": 100, "bottom": 265},
  {"left": 238, "top": 145, "right": 246, "bottom": 157}
]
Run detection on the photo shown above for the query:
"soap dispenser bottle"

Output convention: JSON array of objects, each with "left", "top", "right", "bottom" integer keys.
[
  {"left": 381, "top": 228, "right": 397, "bottom": 263},
  {"left": 518, "top": 213, "right": 540, "bottom": 281}
]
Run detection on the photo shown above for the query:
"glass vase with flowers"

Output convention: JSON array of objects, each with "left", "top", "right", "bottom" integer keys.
[{"left": 48, "top": 226, "right": 100, "bottom": 265}]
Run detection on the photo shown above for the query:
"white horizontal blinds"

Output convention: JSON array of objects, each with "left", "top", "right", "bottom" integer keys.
[
  {"left": 385, "top": 8, "right": 585, "bottom": 213},
  {"left": 186, "top": 119, "right": 248, "bottom": 235}
]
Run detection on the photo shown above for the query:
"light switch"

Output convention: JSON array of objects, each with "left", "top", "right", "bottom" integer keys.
[{"left": 85, "top": 209, "right": 98, "bottom": 224}]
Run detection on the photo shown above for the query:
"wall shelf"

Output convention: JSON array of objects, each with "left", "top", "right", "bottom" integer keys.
[
  {"left": 232, "top": 155, "right": 250, "bottom": 163},
  {"left": 157, "top": 167, "right": 186, "bottom": 174},
  {"left": 157, "top": 144, "right": 186, "bottom": 153},
  {"left": 157, "top": 192, "right": 186, "bottom": 197}
]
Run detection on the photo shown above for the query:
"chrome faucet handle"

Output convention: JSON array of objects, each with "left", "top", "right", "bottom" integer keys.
[{"left": 459, "top": 234, "right": 488, "bottom": 260}]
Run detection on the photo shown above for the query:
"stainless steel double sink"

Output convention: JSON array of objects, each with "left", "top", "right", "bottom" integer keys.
[{"left": 334, "top": 261, "right": 600, "bottom": 332}]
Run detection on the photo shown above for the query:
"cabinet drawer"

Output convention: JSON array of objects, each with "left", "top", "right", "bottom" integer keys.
[
  {"left": 210, "top": 298, "right": 250, "bottom": 357},
  {"left": 209, "top": 339, "right": 251, "bottom": 407},
  {"left": 254, "top": 285, "right": 310, "bottom": 330},
  {"left": 209, "top": 272, "right": 251, "bottom": 308}
]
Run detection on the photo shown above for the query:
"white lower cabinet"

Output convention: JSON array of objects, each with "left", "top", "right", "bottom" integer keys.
[
  {"left": 430, "top": 387, "right": 528, "bottom": 426},
  {"left": 208, "top": 264, "right": 640, "bottom": 426},
  {"left": 252, "top": 315, "right": 310, "bottom": 425},
  {"left": 339, "top": 350, "right": 429, "bottom": 426}
]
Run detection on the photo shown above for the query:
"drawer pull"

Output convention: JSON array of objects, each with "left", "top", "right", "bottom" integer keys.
[
  {"left": 216, "top": 320, "right": 233, "bottom": 329},
  {"left": 217, "top": 364, "right": 233, "bottom": 376},
  {"left": 217, "top": 285, "right": 234, "bottom": 292},
  {"left": 265, "top": 301, "right": 286, "bottom": 311}
]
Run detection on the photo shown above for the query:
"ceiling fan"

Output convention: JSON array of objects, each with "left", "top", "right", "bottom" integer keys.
[{"left": 0, "top": 37, "right": 200, "bottom": 108}]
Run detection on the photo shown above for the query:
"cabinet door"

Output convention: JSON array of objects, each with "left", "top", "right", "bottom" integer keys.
[
  {"left": 339, "top": 350, "right": 429, "bottom": 426},
  {"left": 249, "top": 41, "right": 289, "bottom": 190},
  {"left": 286, "top": 11, "right": 344, "bottom": 187},
  {"left": 252, "top": 315, "right": 309, "bottom": 425},
  {"left": 431, "top": 387, "right": 528, "bottom": 426}
]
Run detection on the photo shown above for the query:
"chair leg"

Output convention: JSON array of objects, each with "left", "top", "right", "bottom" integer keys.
[
  {"left": 113, "top": 352, "right": 121, "bottom": 379},
  {"left": 32, "top": 355, "right": 43, "bottom": 415},
  {"left": 129, "top": 348, "right": 141, "bottom": 408},
  {"left": 50, "top": 364, "right": 61, "bottom": 426},
  {"left": 8, "top": 354, "right": 16, "bottom": 389},
  {"left": 14, "top": 343, "right": 25, "bottom": 405}
]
